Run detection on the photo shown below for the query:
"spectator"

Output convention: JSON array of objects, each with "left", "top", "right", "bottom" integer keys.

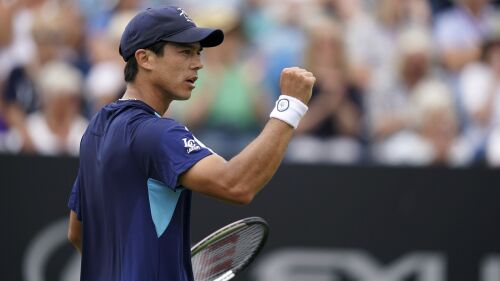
[
  {"left": 433, "top": 0, "right": 499, "bottom": 135},
  {"left": 369, "top": 27, "right": 473, "bottom": 165},
  {"left": 21, "top": 60, "right": 88, "bottom": 156},
  {"left": 374, "top": 79, "right": 468, "bottom": 165},
  {"left": 2, "top": 3, "right": 80, "bottom": 153},
  {"left": 0, "top": 0, "right": 39, "bottom": 84},
  {"left": 458, "top": 31, "right": 500, "bottom": 164},
  {"left": 368, "top": 27, "right": 436, "bottom": 142},
  {"left": 330, "top": 0, "right": 392, "bottom": 94},
  {"left": 287, "top": 17, "right": 364, "bottom": 164},
  {"left": 375, "top": 0, "right": 432, "bottom": 66},
  {"left": 377, "top": 0, "right": 431, "bottom": 29},
  {"left": 433, "top": 0, "right": 496, "bottom": 73}
]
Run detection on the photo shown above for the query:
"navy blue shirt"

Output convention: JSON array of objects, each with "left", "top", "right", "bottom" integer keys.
[{"left": 68, "top": 100, "right": 212, "bottom": 281}]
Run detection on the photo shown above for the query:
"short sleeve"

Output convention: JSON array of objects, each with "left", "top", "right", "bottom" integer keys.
[
  {"left": 150, "top": 123, "right": 212, "bottom": 189},
  {"left": 67, "top": 170, "right": 82, "bottom": 221}
]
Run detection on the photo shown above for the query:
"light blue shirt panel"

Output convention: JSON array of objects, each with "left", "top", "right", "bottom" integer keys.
[{"left": 147, "top": 178, "right": 183, "bottom": 237}]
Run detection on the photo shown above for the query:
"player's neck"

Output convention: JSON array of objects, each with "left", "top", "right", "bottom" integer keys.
[{"left": 122, "top": 83, "right": 172, "bottom": 116}]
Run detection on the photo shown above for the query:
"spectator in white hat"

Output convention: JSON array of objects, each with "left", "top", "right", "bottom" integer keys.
[{"left": 23, "top": 60, "right": 88, "bottom": 156}]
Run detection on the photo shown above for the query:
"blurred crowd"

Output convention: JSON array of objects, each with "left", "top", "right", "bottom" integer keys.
[{"left": 1, "top": 0, "right": 500, "bottom": 167}]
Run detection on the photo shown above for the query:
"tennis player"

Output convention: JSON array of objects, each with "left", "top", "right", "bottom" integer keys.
[{"left": 67, "top": 6, "right": 315, "bottom": 281}]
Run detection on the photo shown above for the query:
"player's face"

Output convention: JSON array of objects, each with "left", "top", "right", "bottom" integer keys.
[{"left": 151, "top": 42, "right": 203, "bottom": 100}]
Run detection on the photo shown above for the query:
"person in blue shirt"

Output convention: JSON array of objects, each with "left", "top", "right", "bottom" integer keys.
[{"left": 67, "top": 5, "right": 315, "bottom": 281}]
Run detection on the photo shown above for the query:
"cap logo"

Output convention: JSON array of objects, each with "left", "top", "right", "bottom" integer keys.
[{"left": 177, "top": 8, "right": 193, "bottom": 22}]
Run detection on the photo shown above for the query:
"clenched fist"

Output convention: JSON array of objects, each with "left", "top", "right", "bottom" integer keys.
[{"left": 280, "top": 67, "right": 316, "bottom": 105}]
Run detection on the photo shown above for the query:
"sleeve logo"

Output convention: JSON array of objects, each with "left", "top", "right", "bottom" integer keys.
[{"left": 183, "top": 137, "right": 201, "bottom": 154}]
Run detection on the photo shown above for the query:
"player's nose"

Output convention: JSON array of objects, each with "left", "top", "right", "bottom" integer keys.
[{"left": 191, "top": 56, "right": 203, "bottom": 70}]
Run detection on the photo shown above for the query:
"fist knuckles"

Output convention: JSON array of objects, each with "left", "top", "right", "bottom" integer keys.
[{"left": 279, "top": 67, "right": 316, "bottom": 104}]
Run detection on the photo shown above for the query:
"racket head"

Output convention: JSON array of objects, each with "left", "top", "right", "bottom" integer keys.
[{"left": 191, "top": 217, "right": 269, "bottom": 281}]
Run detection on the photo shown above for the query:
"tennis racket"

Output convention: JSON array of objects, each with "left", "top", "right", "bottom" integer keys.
[{"left": 191, "top": 217, "right": 269, "bottom": 281}]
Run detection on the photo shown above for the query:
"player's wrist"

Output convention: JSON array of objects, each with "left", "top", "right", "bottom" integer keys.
[{"left": 269, "top": 95, "right": 308, "bottom": 129}]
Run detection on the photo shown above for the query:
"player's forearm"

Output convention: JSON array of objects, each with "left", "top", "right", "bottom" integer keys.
[
  {"left": 223, "top": 118, "right": 294, "bottom": 203},
  {"left": 181, "top": 118, "right": 293, "bottom": 205},
  {"left": 181, "top": 67, "right": 314, "bottom": 204}
]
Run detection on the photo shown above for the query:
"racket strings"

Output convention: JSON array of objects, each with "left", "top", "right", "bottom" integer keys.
[
  {"left": 192, "top": 224, "right": 266, "bottom": 281},
  {"left": 193, "top": 227, "right": 263, "bottom": 276}
]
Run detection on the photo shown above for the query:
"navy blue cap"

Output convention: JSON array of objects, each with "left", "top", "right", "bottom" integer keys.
[{"left": 119, "top": 6, "right": 224, "bottom": 61}]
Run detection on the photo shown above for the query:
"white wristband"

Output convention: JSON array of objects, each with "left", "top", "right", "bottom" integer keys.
[{"left": 269, "top": 95, "right": 308, "bottom": 129}]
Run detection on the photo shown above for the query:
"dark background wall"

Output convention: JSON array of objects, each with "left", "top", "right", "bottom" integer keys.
[{"left": 1, "top": 155, "right": 500, "bottom": 281}]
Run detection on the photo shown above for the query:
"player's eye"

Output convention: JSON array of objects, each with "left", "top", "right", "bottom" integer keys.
[{"left": 179, "top": 49, "right": 193, "bottom": 57}]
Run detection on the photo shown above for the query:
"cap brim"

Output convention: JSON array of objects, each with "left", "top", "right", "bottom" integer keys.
[{"left": 162, "top": 27, "right": 224, "bottom": 47}]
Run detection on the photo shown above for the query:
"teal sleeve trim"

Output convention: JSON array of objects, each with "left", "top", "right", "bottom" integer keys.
[{"left": 147, "top": 178, "right": 183, "bottom": 237}]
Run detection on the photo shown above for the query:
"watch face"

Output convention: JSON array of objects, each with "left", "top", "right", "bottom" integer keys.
[{"left": 277, "top": 99, "right": 290, "bottom": 112}]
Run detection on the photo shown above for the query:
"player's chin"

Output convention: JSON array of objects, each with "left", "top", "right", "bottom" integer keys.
[
  {"left": 175, "top": 90, "right": 192, "bottom": 100},
  {"left": 178, "top": 83, "right": 195, "bottom": 100}
]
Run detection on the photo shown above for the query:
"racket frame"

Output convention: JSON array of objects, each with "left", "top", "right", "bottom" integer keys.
[{"left": 191, "top": 217, "right": 269, "bottom": 278}]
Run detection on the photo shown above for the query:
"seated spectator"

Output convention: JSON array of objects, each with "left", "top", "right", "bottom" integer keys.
[
  {"left": 0, "top": 0, "right": 38, "bottom": 84},
  {"left": 368, "top": 27, "right": 436, "bottom": 142},
  {"left": 286, "top": 17, "right": 364, "bottom": 164},
  {"left": 432, "top": 0, "right": 497, "bottom": 131},
  {"left": 370, "top": 27, "right": 474, "bottom": 165},
  {"left": 458, "top": 31, "right": 500, "bottom": 164},
  {"left": 331, "top": 0, "right": 393, "bottom": 94},
  {"left": 2, "top": 2, "right": 82, "bottom": 153},
  {"left": 376, "top": 0, "right": 431, "bottom": 29},
  {"left": 374, "top": 79, "right": 471, "bottom": 165},
  {"left": 433, "top": 0, "right": 496, "bottom": 73},
  {"left": 20, "top": 61, "right": 88, "bottom": 156}
]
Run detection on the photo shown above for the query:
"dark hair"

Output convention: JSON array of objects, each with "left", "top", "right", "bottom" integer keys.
[{"left": 124, "top": 41, "right": 168, "bottom": 82}]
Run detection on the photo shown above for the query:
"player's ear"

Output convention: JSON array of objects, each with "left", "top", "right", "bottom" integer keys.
[{"left": 135, "top": 49, "right": 155, "bottom": 71}]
